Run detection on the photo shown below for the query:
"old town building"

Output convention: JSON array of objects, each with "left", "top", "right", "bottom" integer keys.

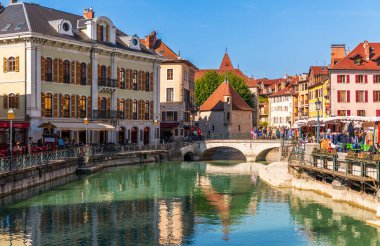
[
  {"left": 141, "top": 32, "right": 198, "bottom": 141},
  {"left": 307, "top": 66, "right": 329, "bottom": 118},
  {"left": 195, "top": 52, "right": 259, "bottom": 127},
  {"left": 0, "top": 2, "right": 161, "bottom": 145},
  {"left": 330, "top": 41, "right": 380, "bottom": 117},
  {"left": 198, "top": 80, "right": 253, "bottom": 137},
  {"left": 268, "top": 86, "right": 294, "bottom": 128}
]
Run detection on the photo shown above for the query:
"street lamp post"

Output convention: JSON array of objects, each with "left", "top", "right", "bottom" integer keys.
[
  {"left": 8, "top": 109, "right": 15, "bottom": 171},
  {"left": 315, "top": 98, "right": 322, "bottom": 143},
  {"left": 84, "top": 117, "right": 89, "bottom": 145}
]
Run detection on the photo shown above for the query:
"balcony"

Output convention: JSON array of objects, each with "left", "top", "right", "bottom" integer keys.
[
  {"left": 93, "top": 110, "right": 118, "bottom": 120},
  {"left": 98, "top": 78, "right": 117, "bottom": 93}
]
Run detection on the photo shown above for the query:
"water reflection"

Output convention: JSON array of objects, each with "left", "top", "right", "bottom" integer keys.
[{"left": 0, "top": 162, "right": 379, "bottom": 245}]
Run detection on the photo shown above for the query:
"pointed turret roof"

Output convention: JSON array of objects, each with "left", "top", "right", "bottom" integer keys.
[
  {"left": 200, "top": 81, "right": 253, "bottom": 111},
  {"left": 219, "top": 52, "right": 234, "bottom": 70}
]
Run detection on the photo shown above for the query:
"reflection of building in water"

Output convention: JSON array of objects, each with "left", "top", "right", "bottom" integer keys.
[{"left": 159, "top": 200, "right": 183, "bottom": 245}]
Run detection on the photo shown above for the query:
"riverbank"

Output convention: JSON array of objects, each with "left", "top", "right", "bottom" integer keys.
[{"left": 259, "top": 161, "right": 380, "bottom": 228}]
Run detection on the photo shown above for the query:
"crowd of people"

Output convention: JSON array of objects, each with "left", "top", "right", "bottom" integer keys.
[{"left": 250, "top": 126, "right": 295, "bottom": 140}]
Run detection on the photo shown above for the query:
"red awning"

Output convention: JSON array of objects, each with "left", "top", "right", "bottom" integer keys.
[{"left": 0, "top": 121, "right": 30, "bottom": 128}]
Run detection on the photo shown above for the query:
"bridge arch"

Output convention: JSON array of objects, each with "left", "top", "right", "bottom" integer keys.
[
  {"left": 255, "top": 147, "right": 280, "bottom": 162},
  {"left": 200, "top": 147, "right": 247, "bottom": 161},
  {"left": 184, "top": 152, "right": 195, "bottom": 161}
]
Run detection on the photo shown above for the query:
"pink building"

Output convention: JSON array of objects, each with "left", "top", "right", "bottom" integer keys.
[{"left": 330, "top": 41, "right": 380, "bottom": 117}]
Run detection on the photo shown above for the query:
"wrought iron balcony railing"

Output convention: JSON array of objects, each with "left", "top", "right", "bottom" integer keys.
[{"left": 92, "top": 110, "right": 118, "bottom": 120}]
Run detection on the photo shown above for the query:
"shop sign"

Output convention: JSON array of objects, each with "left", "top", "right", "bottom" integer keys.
[{"left": 0, "top": 122, "right": 30, "bottom": 128}]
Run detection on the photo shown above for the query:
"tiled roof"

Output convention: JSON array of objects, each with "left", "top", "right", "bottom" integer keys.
[
  {"left": 219, "top": 52, "right": 233, "bottom": 70},
  {"left": 0, "top": 2, "right": 156, "bottom": 56},
  {"left": 200, "top": 81, "right": 253, "bottom": 111},
  {"left": 268, "top": 86, "right": 293, "bottom": 98},
  {"left": 146, "top": 38, "right": 178, "bottom": 60},
  {"left": 332, "top": 41, "right": 380, "bottom": 70},
  {"left": 309, "top": 66, "right": 328, "bottom": 76}
]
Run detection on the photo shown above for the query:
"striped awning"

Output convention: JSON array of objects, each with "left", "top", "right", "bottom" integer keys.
[{"left": 51, "top": 122, "right": 115, "bottom": 131}]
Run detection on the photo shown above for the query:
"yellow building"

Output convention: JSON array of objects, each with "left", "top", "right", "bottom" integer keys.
[
  {"left": 0, "top": 2, "right": 162, "bottom": 145},
  {"left": 307, "top": 66, "right": 329, "bottom": 118}
]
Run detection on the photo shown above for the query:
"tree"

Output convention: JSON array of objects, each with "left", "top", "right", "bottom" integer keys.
[{"left": 195, "top": 71, "right": 254, "bottom": 108}]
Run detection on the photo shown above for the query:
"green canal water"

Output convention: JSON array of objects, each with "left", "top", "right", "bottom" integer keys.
[{"left": 1, "top": 161, "right": 379, "bottom": 245}]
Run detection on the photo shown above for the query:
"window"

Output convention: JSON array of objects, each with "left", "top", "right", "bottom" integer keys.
[
  {"left": 377, "top": 110, "right": 380, "bottom": 117},
  {"left": 166, "top": 88, "right": 174, "bottom": 102},
  {"left": 337, "top": 90, "right": 350, "bottom": 103},
  {"left": 356, "top": 90, "right": 368, "bottom": 103},
  {"left": 374, "top": 91, "right": 380, "bottom": 102},
  {"left": 145, "top": 72, "right": 150, "bottom": 91},
  {"left": 98, "top": 25, "right": 105, "bottom": 42},
  {"left": 132, "top": 38, "right": 138, "bottom": 46},
  {"left": 355, "top": 75, "right": 367, "bottom": 83},
  {"left": 100, "top": 97, "right": 107, "bottom": 118},
  {"left": 63, "top": 60, "right": 70, "bottom": 84},
  {"left": 45, "top": 93, "right": 53, "bottom": 117},
  {"left": 133, "top": 70, "right": 138, "bottom": 90},
  {"left": 62, "top": 23, "right": 70, "bottom": 32},
  {"left": 80, "top": 63, "right": 87, "bottom": 85},
  {"left": 132, "top": 99, "right": 138, "bottom": 120},
  {"left": 161, "top": 111, "right": 166, "bottom": 122},
  {"left": 374, "top": 75, "right": 380, "bottom": 83},
  {"left": 337, "top": 75, "right": 349, "bottom": 83},
  {"left": 78, "top": 96, "right": 86, "bottom": 118},
  {"left": 357, "top": 110, "right": 366, "bottom": 116},
  {"left": 120, "top": 69, "right": 126, "bottom": 89},
  {"left": 7, "top": 57, "right": 15, "bottom": 72},
  {"left": 100, "top": 65, "right": 107, "bottom": 84},
  {"left": 337, "top": 110, "right": 351, "bottom": 116},
  {"left": 62, "top": 95, "right": 70, "bottom": 118},
  {"left": 212, "top": 125, "right": 215, "bottom": 132},
  {"left": 145, "top": 101, "right": 150, "bottom": 120},
  {"left": 238, "top": 125, "right": 241, "bottom": 132},
  {"left": 226, "top": 112, "right": 230, "bottom": 120},
  {"left": 167, "top": 69, "right": 173, "bottom": 80},
  {"left": 119, "top": 99, "right": 125, "bottom": 119},
  {"left": 46, "top": 58, "right": 53, "bottom": 82},
  {"left": 166, "top": 111, "right": 178, "bottom": 122}
]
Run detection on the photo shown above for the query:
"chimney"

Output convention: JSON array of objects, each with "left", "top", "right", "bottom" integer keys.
[
  {"left": 363, "top": 40, "right": 370, "bottom": 61},
  {"left": 9, "top": 0, "right": 17, "bottom": 4},
  {"left": 330, "top": 44, "right": 346, "bottom": 67},
  {"left": 83, "top": 8, "right": 94, "bottom": 19},
  {"left": 145, "top": 31, "right": 157, "bottom": 50}
]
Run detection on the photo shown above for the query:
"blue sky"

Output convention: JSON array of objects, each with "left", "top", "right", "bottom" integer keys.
[{"left": 24, "top": 0, "right": 380, "bottom": 78}]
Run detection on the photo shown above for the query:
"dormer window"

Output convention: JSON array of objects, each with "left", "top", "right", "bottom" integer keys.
[
  {"left": 62, "top": 23, "right": 70, "bottom": 32},
  {"left": 132, "top": 38, "right": 138, "bottom": 46},
  {"left": 119, "top": 34, "right": 141, "bottom": 50},
  {"left": 354, "top": 57, "right": 362, "bottom": 65},
  {"left": 48, "top": 19, "right": 73, "bottom": 36}
]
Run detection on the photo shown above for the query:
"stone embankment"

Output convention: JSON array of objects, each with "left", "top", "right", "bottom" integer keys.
[{"left": 258, "top": 161, "right": 380, "bottom": 228}]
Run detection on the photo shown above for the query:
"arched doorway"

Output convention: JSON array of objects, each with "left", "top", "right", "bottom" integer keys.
[
  {"left": 118, "top": 127, "right": 125, "bottom": 144},
  {"left": 144, "top": 127, "right": 150, "bottom": 145},
  {"left": 131, "top": 127, "right": 138, "bottom": 144}
]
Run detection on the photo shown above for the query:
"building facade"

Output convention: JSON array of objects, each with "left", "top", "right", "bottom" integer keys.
[
  {"left": 268, "top": 88, "right": 293, "bottom": 128},
  {"left": 198, "top": 81, "right": 253, "bottom": 137},
  {"left": 307, "top": 66, "right": 329, "bottom": 118},
  {"left": 141, "top": 32, "right": 198, "bottom": 141},
  {"left": 330, "top": 41, "right": 380, "bottom": 117},
  {"left": 0, "top": 2, "right": 161, "bottom": 145}
]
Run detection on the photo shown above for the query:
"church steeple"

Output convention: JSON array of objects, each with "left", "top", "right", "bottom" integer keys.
[{"left": 219, "top": 52, "right": 233, "bottom": 70}]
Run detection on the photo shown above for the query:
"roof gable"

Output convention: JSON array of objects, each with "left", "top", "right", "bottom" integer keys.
[{"left": 219, "top": 52, "right": 233, "bottom": 70}]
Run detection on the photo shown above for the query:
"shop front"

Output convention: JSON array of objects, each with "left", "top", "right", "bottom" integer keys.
[{"left": 0, "top": 121, "right": 29, "bottom": 146}]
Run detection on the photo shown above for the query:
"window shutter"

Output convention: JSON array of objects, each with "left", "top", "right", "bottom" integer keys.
[
  {"left": 356, "top": 91, "right": 359, "bottom": 102},
  {"left": 3, "top": 94, "right": 8, "bottom": 109},
  {"left": 71, "top": 61, "right": 75, "bottom": 84},
  {"left": 374, "top": 91, "right": 377, "bottom": 103},
  {"left": 53, "top": 94, "right": 58, "bottom": 117},
  {"left": 97, "top": 97, "right": 101, "bottom": 113},
  {"left": 107, "top": 66, "right": 111, "bottom": 79},
  {"left": 365, "top": 75, "right": 368, "bottom": 83},
  {"left": 126, "top": 69, "right": 130, "bottom": 90},
  {"left": 126, "top": 99, "right": 131, "bottom": 120},
  {"left": 53, "top": 59, "right": 58, "bottom": 82},
  {"left": 117, "top": 67, "right": 120, "bottom": 88},
  {"left": 139, "top": 71, "right": 143, "bottom": 91},
  {"left": 107, "top": 97, "right": 111, "bottom": 111},
  {"left": 3, "top": 57, "right": 7, "bottom": 73},
  {"left": 150, "top": 72, "right": 153, "bottom": 91},
  {"left": 346, "top": 75, "right": 350, "bottom": 83},
  {"left": 150, "top": 100, "right": 154, "bottom": 120},
  {"left": 59, "top": 59, "right": 63, "bottom": 83},
  {"left": 337, "top": 91, "right": 341, "bottom": 103},
  {"left": 142, "top": 71, "right": 146, "bottom": 91},
  {"left": 87, "top": 96, "right": 92, "bottom": 118},
  {"left": 365, "top": 90, "right": 368, "bottom": 102},
  {"left": 76, "top": 61, "right": 80, "bottom": 85},
  {"left": 70, "top": 95, "right": 75, "bottom": 117},
  {"left": 337, "top": 110, "right": 341, "bottom": 116},
  {"left": 41, "top": 57, "right": 46, "bottom": 81},
  {"left": 41, "top": 93, "right": 45, "bottom": 117},
  {"left": 337, "top": 75, "right": 341, "bottom": 83},
  {"left": 106, "top": 25, "right": 110, "bottom": 42},
  {"left": 15, "top": 56, "right": 19, "bottom": 72},
  {"left": 355, "top": 75, "right": 358, "bottom": 83},
  {"left": 347, "top": 90, "right": 350, "bottom": 102},
  {"left": 59, "top": 94, "right": 63, "bottom": 117},
  {"left": 76, "top": 95, "right": 80, "bottom": 118},
  {"left": 130, "top": 69, "right": 133, "bottom": 89},
  {"left": 139, "top": 100, "right": 142, "bottom": 120},
  {"left": 97, "top": 65, "right": 101, "bottom": 81},
  {"left": 347, "top": 110, "right": 351, "bottom": 116},
  {"left": 15, "top": 93, "right": 19, "bottom": 109},
  {"left": 87, "top": 64, "right": 92, "bottom": 86}
]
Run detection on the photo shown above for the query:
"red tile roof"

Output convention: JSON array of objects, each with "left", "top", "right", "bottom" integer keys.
[
  {"left": 268, "top": 86, "right": 293, "bottom": 98},
  {"left": 310, "top": 66, "right": 328, "bottom": 75},
  {"left": 332, "top": 41, "right": 380, "bottom": 70},
  {"left": 220, "top": 52, "right": 234, "bottom": 70},
  {"left": 200, "top": 81, "right": 253, "bottom": 111}
]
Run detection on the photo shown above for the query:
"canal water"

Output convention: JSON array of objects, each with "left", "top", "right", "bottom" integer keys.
[{"left": 0, "top": 161, "right": 379, "bottom": 245}]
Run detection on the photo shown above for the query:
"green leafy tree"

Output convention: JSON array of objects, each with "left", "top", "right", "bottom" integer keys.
[{"left": 195, "top": 71, "right": 254, "bottom": 108}]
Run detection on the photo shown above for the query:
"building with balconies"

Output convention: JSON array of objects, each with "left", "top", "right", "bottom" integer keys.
[{"left": 0, "top": 2, "right": 162, "bottom": 145}]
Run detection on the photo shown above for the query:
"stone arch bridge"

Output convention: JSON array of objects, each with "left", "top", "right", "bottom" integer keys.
[{"left": 181, "top": 140, "right": 288, "bottom": 162}]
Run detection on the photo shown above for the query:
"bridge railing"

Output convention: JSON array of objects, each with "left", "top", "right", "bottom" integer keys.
[{"left": 207, "top": 133, "right": 252, "bottom": 140}]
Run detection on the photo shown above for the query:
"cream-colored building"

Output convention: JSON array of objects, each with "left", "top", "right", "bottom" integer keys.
[
  {"left": 141, "top": 32, "right": 197, "bottom": 141},
  {"left": 0, "top": 2, "right": 162, "bottom": 145},
  {"left": 198, "top": 81, "right": 253, "bottom": 138}
]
